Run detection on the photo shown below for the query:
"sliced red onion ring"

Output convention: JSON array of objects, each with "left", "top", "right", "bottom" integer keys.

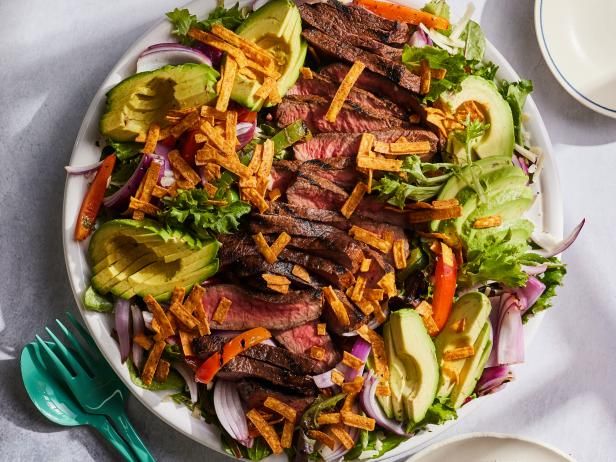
[
  {"left": 137, "top": 43, "right": 212, "bottom": 73},
  {"left": 130, "top": 305, "right": 145, "bottom": 369},
  {"left": 114, "top": 299, "right": 131, "bottom": 363},
  {"left": 103, "top": 154, "right": 152, "bottom": 209},
  {"left": 514, "top": 276, "right": 546, "bottom": 313},
  {"left": 476, "top": 365, "right": 514, "bottom": 396},
  {"left": 65, "top": 160, "right": 104, "bottom": 175},
  {"left": 408, "top": 29, "right": 432, "bottom": 48},
  {"left": 534, "top": 219, "right": 585, "bottom": 258},
  {"left": 236, "top": 121, "right": 256, "bottom": 148},
  {"left": 496, "top": 293, "right": 526, "bottom": 365},
  {"left": 522, "top": 263, "right": 548, "bottom": 276},
  {"left": 172, "top": 361, "right": 199, "bottom": 403},
  {"left": 213, "top": 380, "right": 253, "bottom": 447},
  {"left": 361, "top": 372, "right": 407, "bottom": 436}
]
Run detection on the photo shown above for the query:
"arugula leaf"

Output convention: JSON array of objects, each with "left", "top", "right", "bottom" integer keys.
[
  {"left": 402, "top": 45, "right": 498, "bottom": 101},
  {"left": 107, "top": 140, "right": 142, "bottom": 161},
  {"left": 500, "top": 79, "right": 534, "bottom": 144},
  {"left": 406, "top": 401, "right": 457, "bottom": 433},
  {"left": 373, "top": 156, "right": 455, "bottom": 208},
  {"left": 126, "top": 358, "right": 185, "bottom": 391},
  {"left": 246, "top": 438, "right": 273, "bottom": 461},
  {"left": 170, "top": 391, "right": 196, "bottom": 410},
  {"left": 166, "top": 8, "right": 198, "bottom": 45},
  {"left": 422, "top": 0, "right": 451, "bottom": 20},
  {"left": 461, "top": 20, "right": 485, "bottom": 61},
  {"left": 159, "top": 189, "right": 251, "bottom": 239},
  {"left": 166, "top": 2, "right": 250, "bottom": 44},
  {"left": 345, "top": 431, "right": 407, "bottom": 460},
  {"left": 523, "top": 257, "right": 566, "bottom": 322}
]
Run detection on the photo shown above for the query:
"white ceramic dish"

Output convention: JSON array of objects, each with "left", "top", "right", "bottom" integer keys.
[
  {"left": 407, "top": 433, "right": 576, "bottom": 462},
  {"left": 62, "top": 1, "right": 563, "bottom": 460},
  {"left": 535, "top": 0, "right": 616, "bottom": 118}
]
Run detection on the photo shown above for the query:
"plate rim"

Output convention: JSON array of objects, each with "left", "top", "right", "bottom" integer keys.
[
  {"left": 534, "top": 0, "right": 616, "bottom": 119},
  {"left": 406, "top": 432, "right": 576, "bottom": 462},
  {"left": 61, "top": 1, "right": 564, "bottom": 460}
]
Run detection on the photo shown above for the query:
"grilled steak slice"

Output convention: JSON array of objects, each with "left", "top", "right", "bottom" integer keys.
[
  {"left": 324, "top": 289, "right": 366, "bottom": 334},
  {"left": 276, "top": 95, "right": 409, "bottom": 133},
  {"left": 237, "top": 380, "right": 317, "bottom": 415},
  {"left": 274, "top": 321, "right": 340, "bottom": 372},
  {"left": 217, "top": 356, "right": 317, "bottom": 394},
  {"left": 299, "top": 157, "right": 358, "bottom": 190},
  {"left": 279, "top": 248, "right": 355, "bottom": 289},
  {"left": 249, "top": 213, "right": 365, "bottom": 273},
  {"left": 286, "top": 171, "right": 408, "bottom": 228},
  {"left": 217, "top": 234, "right": 259, "bottom": 268},
  {"left": 287, "top": 74, "right": 406, "bottom": 119},
  {"left": 233, "top": 255, "right": 321, "bottom": 290},
  {"left": 321, "top": 63, "right": 424, "bottom": 116},
  {"left": 194, "top": 335, "right": 321, "bottom": 375},
  {"left": 270, "top": 160, "right": 301, "bottom": 193},
  {"left": 293, "top": 128, "right": 439, "bottom": 162},
  {"left": 202, "top": 285, "right": 322, "bottom": 330},
  {"left": 302, "top": 29, "right": 420, "bottom": 92},
  {"left": 267, "top": 202, "right": 349, "bottom": 230},
  {"left": 349, "top": 216, "right": 409, "bottom": 264},
  {"left": 299, "top": 0, "right": 411, "bottom": 45}
]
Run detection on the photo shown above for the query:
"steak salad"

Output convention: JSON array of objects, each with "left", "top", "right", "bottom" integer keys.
[{"left": 69, "top": 0, "right": 583, "bottom": 460}]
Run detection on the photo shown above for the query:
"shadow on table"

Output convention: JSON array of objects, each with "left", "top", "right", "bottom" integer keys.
[{"left": 481, "top": 0, "right": 616, "bottom": 147}]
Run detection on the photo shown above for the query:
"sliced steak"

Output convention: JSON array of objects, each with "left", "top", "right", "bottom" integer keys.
[
  {"left": 218, "top": 234, "right": 258, "bottom": 268},
  {"left": 287, "top": 74, "right": 406, "bottom": 119},
  {"left": 237, "top": 380, "right": 317, "bottom": 415},
  {"left": 250, "top": 213, "right": 365, "bottom": 273},
  {"left": 202, "top": 284, "right": 322, "bottom": 330},
  {"left": 324, "top": 289, "right": 366, "bottom": 334},
  {"left": 299, "top": 157, "right": 358, "bottom": 190},
  {"left": 267, "top": 202, "right": 349, "bottom": 230},
  {"left": 194, "top": 335, "right": 321, "bottom": 375},
  {"left": 276, "top": 95, "right": 409, "bottom": 133},
  {"left": 232, "top": 255, "right": 321, "bottom": 290},
  {"left": 293, "top": 129, "right": 439, "bottom": 162},
  {"left": 270, "top": 160, "right": 301, "bottom": 193},
  {"left": 321, "top": 63, "right": 424, "bottom": 115},
  {"left": 275, "top": 321, "right": 340, "bottom": 372},
  {"left": 279, "top": 248, "right": 355, "bottom": 289},
  {"left": 349, "top": 216, "right": 409, "bottom": 261},
  {"left": 217, "top": 356, "right": 316, "bottom": 394},
  {"left": 299, "top": 0, "right": 411, "bottom": 45},
  {"left": 302, "top": 28, "right": 420, "bottom": 92}
]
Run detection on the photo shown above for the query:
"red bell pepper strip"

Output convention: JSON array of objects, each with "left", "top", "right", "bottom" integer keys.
[
  {"left": 432, "top": 242, "right": 457, "bottom": 330},
  {"left": 74, "top": 154, "right": 116, "bottom": 241},
  {"left": 195, "top": 327, "right": 272, "bottom": 384}
]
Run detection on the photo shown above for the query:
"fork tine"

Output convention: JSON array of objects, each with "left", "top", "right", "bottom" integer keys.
[
  {"left": 35, "top": 335, "right": 75, "bottom": 384},
  {"left": 66, "top": 312, "right": 100, "bottom": 353},
  {"left": 45, "top": 327, "right": 89, "bottom": 378},
  {"left": 55, "top": 320, "right": 97, "bottom": 375}
]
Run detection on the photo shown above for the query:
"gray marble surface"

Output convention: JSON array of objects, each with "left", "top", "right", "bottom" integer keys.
[{"left": 1, "top": 0, "right": 615, "bottom": 461}]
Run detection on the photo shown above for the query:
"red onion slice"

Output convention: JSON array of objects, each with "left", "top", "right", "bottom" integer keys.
[
  {"left": 130, "top": 305, "right": 145, "bottom": 369},
  {"left": 476, "top": 365, "right": 514, "bottom": 396},
  {"left": 172, "top": 361, "right": 199, "bottom": 403},
  {"left": 137, "top": 43, "right": 212, "bottom": 73},
  {"left": 496, "top": 293, "right": 525, "bottom": 365},
  {"left": 114, "top": 299, "right": 131, "bottom": 363},
  {"left": 213, "top": 380, "right": 252, "bottom": 447},
  {"left": 534, "top": 219, "right": 585, "bottom": 258},
  {"left": 514, "top": 276, "right": 546, "bottom": 313},
  {"left": 408, "top": 29, "right": 432, "bottom": 48},
  {"left": 361, "top": 372, "right": 408, "bottom": 436},
  {"left": 522, "top": 263, "right": 548, "bottom": 276},
  {"left": 345, "top": 337, "right": 371, "bottom": 381}
]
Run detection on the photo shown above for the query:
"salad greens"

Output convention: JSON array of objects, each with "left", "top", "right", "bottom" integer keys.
[
  {"left": 126, "top": 359, "right": 185, "bottom": 391},
  {"left": 500, "top": 79, "right": 534, "bottom": 144},
  {"left": 421, "top": 0, "right": 451, "bottom": 20},
  {"left": 523, "top": 258, "right": 567, "bottom": 322}
]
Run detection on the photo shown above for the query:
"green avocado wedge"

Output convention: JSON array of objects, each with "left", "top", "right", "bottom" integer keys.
[
  {"left": 89, "top": 219, "right": 219, "bottom": 302},
  {"left": 100, "top": 64, "right": 219, "bottom": 141}
]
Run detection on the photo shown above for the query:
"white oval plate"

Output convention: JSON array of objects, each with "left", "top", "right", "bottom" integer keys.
[
  {"left": 407, "top": 433, "right": 576, "bottom": 462},
  {"left": 62, "top": 1, "right": 563, "bottom": 460},
  {"left": 535, "top": 0, "right": 616, "bottom": 118}
]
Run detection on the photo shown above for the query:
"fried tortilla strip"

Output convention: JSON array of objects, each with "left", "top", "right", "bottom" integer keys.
[
  {"left": 342, "top": 351, "right": 364, "bottom": 370},
  {"left": 291, "top": 265, "right": 311, "bottom": 283},
  {"left": 317, "top": 323, "right": 327, "bottom": 336},
  {"left": 268, "top": 283, "right": 290, "bottom": 294},
  {"left": 472, "top": 215, "right": 503, "bottom": 229},
  {"left": 329, "top": 426, "right": 355, "bottom": 450},
  {"left": 300, "top": 67, "right": 313, "bottom": 79},
  {"left": 133, "top": 161, "right": 162, "bottom": 219},
  {"left": 377, "top": 272, "right": 397, "bottom": 298},
  {"left": 349, "top": 226, "right": 392, "bottom": 253},
  {"left": 248, "top": 143, "right": 264, "bottom": 175},
  {"left": 430, "top": 67, "right": 447, "bottom": 79},
  {"left": 188, "top": 28, "right": 248, "bottom": 67},
  {"left": 129, "top": 197, "right": 159, "bottom": 216},
  {"left": 373, "top": 140, "right": 432, "bottom": 155},
  {"left": 243, "top": 187, "right": 269, "bottom": 213},
  {"left": 151, "top": 185, "right": 170, "bottom": 199},
  {"left": 354, "top": 298, "right": 375, "bottom": 316},
  {"left": 341, "top": 392, "right": 357, "bottom": 412},
  {"left": 331, "top": 369, "right": 345, "bottom": 386},
  {"left": 443, "top": 345, "right": 475, "bottom": 361},
  {"left": 133, "top": 334, "right": 153, "bottom": 350},
  {"left": 281, "top": 419, "right": 294, "bottom": 449},
  {"left": 341, "top": 376, "right": 364, "bottom": 393},
  {"left": 350, "top": 275, "right": 367, "bottom": 303},
  {"left": 270, "top": 231, "right": 291, "bottom": 259},
  {"left": 257, "top": 139, "right": 275, "bottom": 196},
  {"left": 323, "top": 286, "right": 350, "bottom": 326},
  {"left": 253, "top": 232, "right": 277, "bottom": 264},
  {"left": 317, "top": 413, "right": 341, "bottom": 425},
  {"left": 154, "top": 359, "right": 171, "bottom": 382},
  {"left": 310, "top": 345, "right": 325, "bottom": 361},
  {"left": 325, "top": 61, "right": 366, "bottom": 123},
  {"left": 340, "top": 411, "right": 375, "bottom": 431},
  {"left": 143, "top": 123, "right": 160, "bottom": 155},
  {"left": 210, "top": 23, "right": 275, "bottom": 69},
  {"left": 266, "top": 85, "right": 282, "bottom": 105},
  {"left": 392, "top": 239, "right": 407, "bottom": 270},
  {"left": 169, "top": 111, "right": 200, "bottom": 139},
  {"left": 452, "top": 317, "right": 467, "bottom": 333},
  {"left": 179, "top": 329, "right": 196, "bottom": 356},
  {"left": 255, "top": 77, "right": 277, "bottom": 99},
  {"left": 340, "top": 182, "right": 368, "bottom": 219},
  {"left": 264, "top": 396, "right": 297, "bottom": 422},
  {"left": 184, "top": 285, "right": 210, "bottom": 336},
  {"left": 376, "top": 381, "right": 391, "bottom": 397},
  {"left": 423, "top": 314, "right": 440, "bottom": 337},
  {"left": 216, "top": 57, "right": 238, "bottom": 112},
  {"left": 420, "top": 59, "right": 431, "bottom": 95},
  {"left": 169, "top": 302, "right": 200, "bottom": 330},
  {"left": 357, "top": 325, "right": 389, "bottom": 381},
  {"left": 141, "top": 340, "right": 165, "bottom": 386},
  {"left": 246, "top": 409, "right": 283, "bottom": 454},
  {"left": 194, "top": 144, "right": 219, "bottom": 166},
  {"left": 356, "top": 155, "right": 402, "bottom": 172},
  {"left": 415, "top": 300, "right": 433, "bottom": 317},
  {"left": 225, "top": 110, "right": 238, "bottom": 154},
  {"left": 200, "top": 105, "right": 227, "bottom": 119},
  {"left": 360, "top": 258, "right": 372, "bottom": 272},
  {"left": 200, "top": 120, "right": 230, "bottom": 153},
  {"left": 307, "top": 430, "right": 336, "bottom": 450},
  {"left": 268, "top": 188, "right": 281, "bottom": 202},
  {"left": 143, "top": 295, "right": 174, "bottom": 339},
  {"left": 212, "top": 297, "right": 232, "bottom": 324},
  {"left": 262, "top": 273, "right": 290, "bottom": 286},
  {"left": 364, "top": 288, "right": 384, "bottom": 301},
  {"left": 407, "top": 205, "right": 462, "bottom": 223},
  {"left": 169, "top": 150, "right": 201, "bottom": 187}
]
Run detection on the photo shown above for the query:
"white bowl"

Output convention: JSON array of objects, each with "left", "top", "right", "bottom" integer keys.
[
  {"left": 407, "top": 433, "right": 576, "bottom": 462},
  {"left": 62, "top": 1, "right": 563, "bottom": 460},
  {"left": 535, "top": 0, "right": 616, "bottom": 118}
]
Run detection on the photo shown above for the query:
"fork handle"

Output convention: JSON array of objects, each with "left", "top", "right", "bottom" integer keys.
[
  {"left": 108, "top": 413, "right": 156, "bottom": 462},
  {"left": 90, "top": 418, "right": 138, "bottom": 462}
]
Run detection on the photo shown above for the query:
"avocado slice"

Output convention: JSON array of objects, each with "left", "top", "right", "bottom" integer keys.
[
  {"left": 88, "top": 219, "right": 218, "bottom": 302},
  {"left": 230, "top": 0, "right": 306, "bottom": 110},
  {"left": 381, "top": 323, "right": 407, "bottom": 422},
  {"left": 440, "top": 76, "right": 514, "bottom": 163},
  {"left": 449, "top": 322, "right": 492, "bottom": 408},
  {"left": 386, "top": 309, "right": 439, "bottom": 424},
  {"left": 100, "top": 64, "right": 219, "bottom": 141},
  {"left": 434, "top": 292, "right": 492, "bottom": 400}
]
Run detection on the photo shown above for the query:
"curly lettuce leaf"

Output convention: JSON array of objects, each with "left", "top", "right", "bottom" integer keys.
[
  {"left": 499, "top": 79, "right": 534, "bottom": 144},
  {"left": 406, "top": 401, "right": 458, "bottom": 433},
  {"left": 523, "top": 257, "right": 566, "bottom": 322}
]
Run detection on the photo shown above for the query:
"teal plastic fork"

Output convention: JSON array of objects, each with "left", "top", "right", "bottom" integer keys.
[{"left": 35, "top": 313, "right": 155, "bottom": 462}]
